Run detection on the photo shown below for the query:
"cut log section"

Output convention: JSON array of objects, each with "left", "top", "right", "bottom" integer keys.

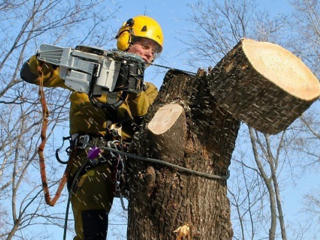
[{"left": 208, "top": 38, "right": 320, "bottom": 134}]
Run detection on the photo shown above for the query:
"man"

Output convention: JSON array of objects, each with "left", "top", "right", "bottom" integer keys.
[{"left": 20, "top": 15, "right": 164, "bottom": 240}]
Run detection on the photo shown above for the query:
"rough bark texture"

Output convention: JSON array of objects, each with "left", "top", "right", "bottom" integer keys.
[
  {"left": 207, "top": 38, "right": 320, "bottom": 134},
  {"left": 127, "top": 70, "right": 240, "bottom": 240}
]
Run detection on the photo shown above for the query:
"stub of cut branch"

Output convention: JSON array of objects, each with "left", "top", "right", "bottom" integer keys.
[
  {"left": 146, "top": 102, "right": 186, "bottom": 165},
  {"left": 208, "top": 38, "right": 320, "bottom": 134},
  {"left": 147, "top": 103, "right": 184, "bottom": 135}
]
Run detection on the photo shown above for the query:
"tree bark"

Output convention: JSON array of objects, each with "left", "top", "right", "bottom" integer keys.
[
  {"left": 127, "top": 70, "right": 240, "bottom": 240},
  {"left": 207, "top": 38, "right": 320, "bottom": 134}
]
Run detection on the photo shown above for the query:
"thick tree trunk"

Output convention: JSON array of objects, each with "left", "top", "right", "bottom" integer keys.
[
  {"left": 208, "top": 38, "right": 320, "bottom": 134},
  {"left": 127, "top": 70, "right": 240, "bottom": 240},
  {"left": 126, "top": 38, "right": 319, "bottom": 239}
]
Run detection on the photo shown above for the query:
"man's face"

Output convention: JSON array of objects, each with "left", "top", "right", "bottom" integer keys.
[{"left": 127, "top": 38, "right": 161, "bottom": 64}]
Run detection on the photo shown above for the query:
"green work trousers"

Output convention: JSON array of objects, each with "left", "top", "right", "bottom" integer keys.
[{"left": 68, "top": 148, "right": 114, "bottom": 240}]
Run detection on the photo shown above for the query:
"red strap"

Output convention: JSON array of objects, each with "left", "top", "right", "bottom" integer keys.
[{"left": 38, "top": 67, "right": 67, "bottom": 206}]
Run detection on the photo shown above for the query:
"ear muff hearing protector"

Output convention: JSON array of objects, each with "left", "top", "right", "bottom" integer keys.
[{"left": 116, "top": 18, "right": 134, "bottom": 51}]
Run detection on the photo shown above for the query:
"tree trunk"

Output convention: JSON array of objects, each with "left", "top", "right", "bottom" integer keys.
[
  {"left": 208, "top": 38, "right": 320, "bottom": 134},
  {"left": 127, "top": 70, "right": 240, "bottom": 240},
  {"left": 126, "top": 38, "right": 319, "bottom": 239}
]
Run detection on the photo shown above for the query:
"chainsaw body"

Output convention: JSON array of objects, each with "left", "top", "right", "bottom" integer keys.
[{"left": 37, "top": 44, "right": 145, "bottom": 97}]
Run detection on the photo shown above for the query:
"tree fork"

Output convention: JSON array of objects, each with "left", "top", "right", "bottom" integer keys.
[{"left": 127, "top": 70, "right": 240, "bottom": 240}]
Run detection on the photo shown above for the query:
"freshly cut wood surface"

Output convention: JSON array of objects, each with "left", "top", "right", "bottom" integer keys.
[
  {"left": 243, "top": 39, "right": 319, "bottom": 100},
  {"left": 147, "top": 103, "right": 184, "bottom": 135},
  {"left": 208, "top": 38, "right": 320, "bottom": 134}
]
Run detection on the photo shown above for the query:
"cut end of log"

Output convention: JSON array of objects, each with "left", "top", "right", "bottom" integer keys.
[
  {"left": 242, "top": 38, "right": 320, "bottom": 101},
  {"left": 147, "top": 103, "right": 184, "bottom": 135}
]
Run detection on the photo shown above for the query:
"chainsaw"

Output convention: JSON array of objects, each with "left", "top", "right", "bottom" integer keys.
[{"left": 37, "top": 44, "right": 145, "bottom": 108}]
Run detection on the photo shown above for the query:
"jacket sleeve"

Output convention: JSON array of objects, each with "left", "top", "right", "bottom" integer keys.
[
  {"left": 20, "top": 55, "right": 68, "bottom": 89},
  {"left": 126, "top": 82, "right": 158, "bottom": 117}
]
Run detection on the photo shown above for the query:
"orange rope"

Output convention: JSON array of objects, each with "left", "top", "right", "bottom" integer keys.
[{"left": 37, "top": 67, "right": 68, "bottom": 206}]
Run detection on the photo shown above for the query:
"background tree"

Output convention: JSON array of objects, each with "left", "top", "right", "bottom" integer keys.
[{"left": 185, "top": 0, "right": 320, "bottom": 239}]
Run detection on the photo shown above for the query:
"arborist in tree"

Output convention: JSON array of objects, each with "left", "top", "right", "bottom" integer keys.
[{"left": 20, "top": 15, "right": 164, "bottom": 240}]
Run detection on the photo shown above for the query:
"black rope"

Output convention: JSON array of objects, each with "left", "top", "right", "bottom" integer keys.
[
  {"left": 150, "top": 63, "right": 197, "bottom": 76},
  {"left": 102, "top": 146, "right": 230, "bottom": 181}
]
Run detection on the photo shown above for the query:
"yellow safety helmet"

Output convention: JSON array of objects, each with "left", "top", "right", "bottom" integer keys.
[{"left": 116, "top": 15, "right": 164, "bottom": 53}]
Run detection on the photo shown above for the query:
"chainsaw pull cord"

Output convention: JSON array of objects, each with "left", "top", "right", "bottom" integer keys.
[{"left": 37, "top": 64, "right": 68, "bottom": 206}]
